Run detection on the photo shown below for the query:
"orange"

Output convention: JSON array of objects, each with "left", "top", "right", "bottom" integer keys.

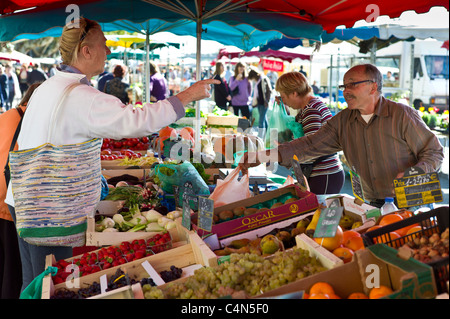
[
  {"left": 332, "top": 247, "right": 354, "bottom": 263},
  {"left": 308, "top": 293, "right": 330, "bottom": 299},
  {"left": 366, "top": 225, "right": 382, "bottom": 233},
  {"left": 374, "top": 231, "right": 401, "bottom": 248},
  {"left": 347, "top": 292, "right": 369, "bottom": 299},
  {"left": 344, "top": 236, "right": 365, "bottom": 251},
  {"left": 396, "top": 223, "right": 420, "bottom": 237},
  {"left": 405, "top": 225, "right": 422, "bottom": 239},
  {"left": 309, "top": 282, "right": 335, "bottom": 295},
  {"left": 398, "top": 210, "right": 414, "bottom": 219},
  {"left": 369, "top": 285, "right": 394, "bottom": 299},
  {"left": 343, "top": 230, "right": 361, "bottom": 243},
  {"left": 328, "top": 293, "right": 342, "bottom": 299},
  {"left": 379, "top": 213, "right": 403, "bottom": 226},
  {"left": 314, "top": 226, "right": 344, "bottom": 251},
  {"left": 158, "top": 126, "right": 177, "bottom": 140}
]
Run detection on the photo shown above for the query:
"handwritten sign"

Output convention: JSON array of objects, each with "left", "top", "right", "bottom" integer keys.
[
  {"left": 292, "top": 155, "right": 308, "bottom": 190},
  {"left": 349, "top": 170, "right": 365, "bottom": 202},
  {"left": 181, "top": 198, "right": 191, "bottom": 230},
  {"left": 181, "top": 181, "right": 199, "bottom": 210},
  {"left": 197, "top": 196, "right": 214, "bottom": 232},
  {"left": 172, "top": 185, "right": 180, "bottom": 208},
  {"left": 394, "top": 166, "right": 443, "bottom": 208},
  {"left": 313, "top": 199, "right": 344, "bottom": 238}
]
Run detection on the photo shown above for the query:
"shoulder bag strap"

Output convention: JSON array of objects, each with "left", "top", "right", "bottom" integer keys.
[
  {"left": 47, "top": 82, "right": 83, "bottom": 142},
  {"left": 4, "top": 107, "right": 25, "bottom": 185}
]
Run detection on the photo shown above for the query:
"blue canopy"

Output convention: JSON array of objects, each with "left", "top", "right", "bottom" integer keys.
[{"left": 260, "top": 26, "right": 380, "bottom": 51}]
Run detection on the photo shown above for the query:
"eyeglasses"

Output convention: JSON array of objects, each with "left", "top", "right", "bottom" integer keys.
[
  {"left": 339, "top": 80, "right": 374, "bottom": 90},
  {"left": 79, "top": 21, "right": 93, "bottom": 44}
]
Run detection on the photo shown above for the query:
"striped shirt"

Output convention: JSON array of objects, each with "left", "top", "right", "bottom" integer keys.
[
  {"left": 295, "top": 97, "right": 343, "bottom": 177},
  {"left": 278, "top": 96, "right": 444, "bottom": 202}
]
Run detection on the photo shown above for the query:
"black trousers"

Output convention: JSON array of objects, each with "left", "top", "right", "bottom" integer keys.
[{"left": 0, "top": 218, "right": 22, "bottom": 299}]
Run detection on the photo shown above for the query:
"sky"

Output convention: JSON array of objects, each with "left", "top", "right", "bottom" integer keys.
[{"left": 149, "top": 6, "right": 449, "bottom": 57}]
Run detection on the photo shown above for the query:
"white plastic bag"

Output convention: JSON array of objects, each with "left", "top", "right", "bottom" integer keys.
[{"left": 209, "top": 167, "right": 252, "bottom": 207}]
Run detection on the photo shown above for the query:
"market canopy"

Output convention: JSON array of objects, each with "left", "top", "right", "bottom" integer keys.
[{"left": 218, "top": 47, "right": 311, "bottom": 63}]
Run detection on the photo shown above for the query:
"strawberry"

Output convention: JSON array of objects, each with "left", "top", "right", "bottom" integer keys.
[
  {"left": 135, "top": 249, "right": 145, "bottom": 259},
  {"left": 118, "top": 257, "right": 126, "bottom": 265},
  {"left": 126, "top": 252, "right": 135, "bottom": 261},
  {"left": 103, "top": 262, "right": 112, "bottom": 269}
]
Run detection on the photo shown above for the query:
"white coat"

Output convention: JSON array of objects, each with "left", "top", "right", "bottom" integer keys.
[{"left": 5, "top": 69, "right": 185, "bottom": 206}]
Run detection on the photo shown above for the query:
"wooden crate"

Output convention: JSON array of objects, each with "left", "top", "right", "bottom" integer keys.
[
  {"left": 295, "top": 233, "right": 344, "bottom": 269},
  {"left": 206, "top": 115, "right": 242, "bottom": 127},
  {"left": 42, "top": 225, "right": 217, "bottom": 299}
]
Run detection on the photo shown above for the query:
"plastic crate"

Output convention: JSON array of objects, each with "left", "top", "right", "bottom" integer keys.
[{"left": 362, "top": 207, "right": 449, "bottom": 294}]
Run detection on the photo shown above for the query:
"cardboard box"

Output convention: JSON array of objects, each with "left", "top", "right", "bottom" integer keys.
[
  {"left": 206, "top": 115, "right": 242, "bottom": 127},
  {"left": 325, "top": 194, "right": 377, "bottom": 233},
  {"left": 192, "top": 184, "right": 319, "bottom": 239},
  {"left": 42, "top": 227, "right": 217, "bottom": 299},
  {"left": 256, "top": 244, "right": 438, "bottom": 299}
]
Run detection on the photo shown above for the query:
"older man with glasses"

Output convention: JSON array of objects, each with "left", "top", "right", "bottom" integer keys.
[{"left": 239, "top": 64, "right": 444, "bottom": 208}]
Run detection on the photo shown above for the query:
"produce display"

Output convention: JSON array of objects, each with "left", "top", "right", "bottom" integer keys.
[
  {"left": 401, "top": 227, "right": 449, "bottom": 262},
  {"left": 213, "top": 194, "right": 299, "bottom": 225},
  {"left": 143, "top": 248, "right": 328, "bottom": 299},
  {"left": 52, "top": 234, "right": 172, "bottom": 284},
  {"left": 101, "top": 137, "right": 150, "bottom": 152},
  {"left": 304, "top": 281, "right": 393, "bottom": 299}
]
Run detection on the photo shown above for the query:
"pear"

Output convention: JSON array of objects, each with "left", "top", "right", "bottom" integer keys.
[
  {"left": 297, "top": 218, "right": 311, "bottom": 229},
  {"left": 284, "top": 197, "right": 298, "bottom": 204},
  {"left": 244, "top": 208, "right": 258, "bottom": 216},
  {"left": 351, "top": 221, "right": 363, "bottom": 229},
  {"left": 339, "top": 215, "right": 355, "bottom": 229},
  {"left": 291, "top": 227, "right": 305, "bottom": 237},
  {"left": 276, "top": 230, "right": 292, "bottom": 244},
  {"left": 271, "top": 202, "right": 284, "bottom": 209},
  {"left": 229, "top": 238, "right": 250, "bottom": 249},
  {"left": 219, "top": 210, "right": 234, "bottom": 221},
  {"left": 233, "top": 206, "right": 246, "bottom": 217},
  {"left": 260, "top": 234, "right": 283, "bottom": 255}
]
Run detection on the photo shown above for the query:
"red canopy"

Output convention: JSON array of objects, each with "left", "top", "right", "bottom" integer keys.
[
  {"left": 1, "top": 0, "right": 448, "bottom": 33},
  {"left": 218, "top": 48, "right": 311, "bottom": 63}
]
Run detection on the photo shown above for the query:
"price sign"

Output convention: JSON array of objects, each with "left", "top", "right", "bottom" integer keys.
[
  {"left": 181, "top": 198, "right": 191, "bottom": 230},
  {"left": 198, "top": 196, "right": 214, "bottom": 232},
  {"left": 292, "top": 155, "right": 308, "bottom": 190},
  {"left": 349, "top": 169, "right": 365, "bottom": 202},
  {"left": 313, "top": 199, "right": 344, "bottom": 238},
  {"left": 182, "top": 181, "right": 199, "bottom": 210},
  {"left": 394, "top": 166, "right": 443, "bottom": 208},
  {"left": 172, "top": 185, "right": 180, "bottom": 208}
]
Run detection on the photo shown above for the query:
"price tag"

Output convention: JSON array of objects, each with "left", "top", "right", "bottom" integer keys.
[
  {"left": 141, "top": 261, "right": 165, "bottom": 286},
  {"left": 393, "top": 166, "right": 443, "bottom": 208},
  {"left": 182, "top": 181, "right": 199, "bottom": 210},
  {"left": 349, "top": 169, "right": 365, "bottom": 202},
  {"left": 313, "top": 199, "right": 344, "bottom": 238},
  {"left": 292, "top": 155, "right": 308, "bottom": 190},
  {"left": 173, "top": 185, "right": 180, "bottom": 208},
  {"left": 198, "top": 196, "right": 214, "bottom": 232},
  {"left": 181, "top": 198, "right": 191, "bottom": 230},
  {"left": 99, "top": 274, "right": 108, "bottom": 294}
]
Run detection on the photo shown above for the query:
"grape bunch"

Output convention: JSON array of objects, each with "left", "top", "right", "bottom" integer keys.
[
  {"left": 160, "top": 265, "right": 183, "bottom": 283},
  {"left": 77, "top": 281, "right": 102, "bottom": 298},
  {"left": 144, "top": 247, "right": 328, "bottom": 299},
  {"left": 139, "top": 277, "right": 156, "bottom": 287},
  {"left": 51, "top": 288, "right": 79, "bottom": 299}
]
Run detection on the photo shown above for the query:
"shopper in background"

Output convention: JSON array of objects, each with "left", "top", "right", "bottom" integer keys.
[
  {"left": 228, "top": 62, "right": 252, "bottom": 119},
  {"left": 18, "top": 63, "right": 29, "bottom": 96},
  {"left": 26, "top": 63, "right": 48, "bottom": 86},
  {"left": 275, "top": 72, "right": 344, "bottom": 194},
  {"left": 239, "top": 64, "right": 444, "bottom": 207},
  {"left": 104, "top": 64, "right": 129, "bottom": 104},
  {"left": 149, "top": 61, "right": 169, "bottom": 101},
  {"left": 247, "top": 67, "right": 273, "bottom": 137},
  {"left": 0, "top": 65, "right": 7, "bottom": 113},
  {"left": 96, "top": 65, "right": 114, "bottom": 92},
  {"left": 212, "top": 62, "right": 231, "bottom": 111},
  {"left": 5, "top": 17, "right": 219, "bottom": 292},
  {"left": 4, "top": 64, "right": 20, "bottom": 110},
  {"left": 0, "top": 82, "right": 42, "bottom": 299}
]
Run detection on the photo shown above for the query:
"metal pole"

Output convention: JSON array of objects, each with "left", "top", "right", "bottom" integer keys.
[
  {"left": 336, "top": 48, "right": 340, "bottom": 108},
  {"left": 328, "top": 55, "right": 333, "bottom": 108},
  {"left": 409, "top": 44, "right": 415, "bottom": 107},
  {"left": 194, "top": 18, "right": 202, "bottom": 160},
  {"left": 145, "top": 32, "right": 150, "bottom": 103}
]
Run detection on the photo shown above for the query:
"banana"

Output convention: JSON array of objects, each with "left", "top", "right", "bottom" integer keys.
[{"left": 305, "top": 207, "right": 322, "bottom": 237}]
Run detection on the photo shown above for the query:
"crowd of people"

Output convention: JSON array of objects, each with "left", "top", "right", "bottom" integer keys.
[{"left": 0, "top": 16, "right": 445, "bottom": 300}]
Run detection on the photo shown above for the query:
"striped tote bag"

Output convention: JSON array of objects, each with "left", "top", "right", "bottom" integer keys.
[{"left": 9, "top": 82, "right": 102, "bottom": 247}]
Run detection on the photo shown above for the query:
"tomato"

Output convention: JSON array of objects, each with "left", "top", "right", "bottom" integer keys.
[
  {"left": 100, "top": 155, "right": 107, "bottom": 160},
  {"left": 109, "top": 155, "right": 118, "bottom": 160},
  {"left": 101, "top": 149, "right": 112, "bottom": 155},
  {"left": 113, "top": 141, "right": 122, "bottom": 149},
  {"left": 141, "top": 136, "right": 149, "bottom": 143},
  {"left": 129, "top": 138, "right": 139, "bottom": 146}
]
